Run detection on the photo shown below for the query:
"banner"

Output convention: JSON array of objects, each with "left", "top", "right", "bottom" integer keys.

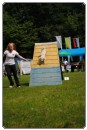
[
  {"left": 55, "top": 36, "right": 62, "bottom": 49},
  {"left": 75, "top": 38, "right": 80, "bottom": 48},
  {"left": 72, "top": 38, "right": 80, "bottom": 48},
  {"left": 72, "top": 38, "right": 77, "bottom": 48},
  {"left": 65, "top": 37, "right": 71, "bottom": 49}
]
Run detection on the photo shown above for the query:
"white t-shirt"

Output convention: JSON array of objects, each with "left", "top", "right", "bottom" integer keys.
[
  {"left": 64, "top": 60, "right": 68, "bottom": 65},
  {"left": 4, "top": 50, "right": 19, "bottom": 65}
]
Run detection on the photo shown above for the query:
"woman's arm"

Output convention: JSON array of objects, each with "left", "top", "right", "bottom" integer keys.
[{"left": 17, "top": 54, "right": 28, "bottom": 61}]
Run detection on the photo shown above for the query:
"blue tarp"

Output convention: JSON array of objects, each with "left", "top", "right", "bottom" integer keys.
[{"left": 59, "top": 47, "right": 85, "bottom": 57}]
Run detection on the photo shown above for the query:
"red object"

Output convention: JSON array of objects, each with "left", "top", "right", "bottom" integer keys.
[{"left": 72, "top": 38, "right": 77, "bottom": 48}]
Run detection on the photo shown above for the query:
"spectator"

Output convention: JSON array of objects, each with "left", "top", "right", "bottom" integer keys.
[{"left": 64, "top": 59, "right": 68, "bottom": 72}]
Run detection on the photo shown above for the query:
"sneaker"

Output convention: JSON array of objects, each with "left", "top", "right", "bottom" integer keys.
[{"left": 9, "top": 86, "right": 13, "bottom": 88}]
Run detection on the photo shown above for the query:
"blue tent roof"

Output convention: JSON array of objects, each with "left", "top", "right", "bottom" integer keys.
[{"left": 59, "top": 47, "right": 85, "bottom": 57}]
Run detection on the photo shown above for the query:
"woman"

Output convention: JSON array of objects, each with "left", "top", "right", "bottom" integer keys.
[{"left": 3, "top": 42, "right": 28, "bottom": 88}]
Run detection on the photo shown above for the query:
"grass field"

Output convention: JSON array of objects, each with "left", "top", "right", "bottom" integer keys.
[{"left": 3, "top": 72, "right": 85, "bottom": 128}]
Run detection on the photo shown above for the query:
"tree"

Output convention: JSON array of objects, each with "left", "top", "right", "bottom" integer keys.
[{"left": 3, "top": 3, "right": 85, "bottom": 57}]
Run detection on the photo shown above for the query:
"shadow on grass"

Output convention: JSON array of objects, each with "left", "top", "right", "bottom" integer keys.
[{"left": 21, "top": 83, "right": 29, "bottom": 86}]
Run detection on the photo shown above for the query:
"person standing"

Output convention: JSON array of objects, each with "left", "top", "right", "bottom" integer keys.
[
  {"left": 63, "top": 59, "right": 68, "bottom": 72},
  {"left": 3, "top": 42, "right": 28, "bottom": 88}
]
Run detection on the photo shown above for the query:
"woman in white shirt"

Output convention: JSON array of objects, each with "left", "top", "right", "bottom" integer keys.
[{"left": 4, "top": 42, "right": 27, "bottom": 88}]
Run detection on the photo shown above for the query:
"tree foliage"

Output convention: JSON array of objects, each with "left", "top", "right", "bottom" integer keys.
[{"left": 3, "top": 3, "right": 85, "bottom": 58}]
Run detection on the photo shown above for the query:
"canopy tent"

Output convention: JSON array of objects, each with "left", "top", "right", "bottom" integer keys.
[{"left": 59, "top": 47, "right": 85, "bottom": 57}]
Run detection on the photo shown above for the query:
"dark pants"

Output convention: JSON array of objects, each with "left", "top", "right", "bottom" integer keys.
[
  {"left": 5, "top": 65, "right": 20, "bottom": 87},
  {"left": 64, "top": 65, "right": 67, "bottom": 72}
]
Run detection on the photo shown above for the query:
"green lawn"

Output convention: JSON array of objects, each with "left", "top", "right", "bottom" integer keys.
[{"left": 3, "top": 72, "right": 85, "bottom": 128}]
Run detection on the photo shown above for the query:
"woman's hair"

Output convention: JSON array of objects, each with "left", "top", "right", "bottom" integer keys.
[{"left": 7, "top": 42, "right": 16, "bottom": 51}]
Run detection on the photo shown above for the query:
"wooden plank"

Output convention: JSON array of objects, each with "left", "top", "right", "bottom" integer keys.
[
  {"left": 30, "top": 73, "right": 61, "bottom": 79},
  {"left": 29, "top": 80, "right": 62, "bottom": 87},
  {"left": 31, "top": 67, "right": 61, "bottom": 73},
  {"left": 33, "top": 58, "right": 59, "bottom": 61},
  {"left": 34, "top": 47, "right": 58, "bottom": 53},
  {"left": 35, "top": 44, "right": 57, "bottom": 49},
  {"left": 31, "top": 64, "right": 60, "bottom": 68},
  {"left": 33, "top": 55, "right": 58, "bottom": 60},
  {"left": 32, "top": 60, "right": 59, "bottom": 64},
  {"left": 34, "top": 51, "right": 58, "bottom": 56},
  {"left": 33, "top": 54, "right": 58, "bottom": 58},
  {"left": 35, "top": 42, "right": 57, "bottom": 45},
  {"left": 30, "top": 77, "right": 61, "bottom": 82},
  {"left": 31, "top": 71, "right": 61, "bottom": 76},
  {"left": 30, "top": 76, "right": 61, "bottom": 82}
]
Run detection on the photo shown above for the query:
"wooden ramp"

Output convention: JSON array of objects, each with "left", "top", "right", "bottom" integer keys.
[{"left": 29, "top": 42, "right": 62, "bottom": 86}]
